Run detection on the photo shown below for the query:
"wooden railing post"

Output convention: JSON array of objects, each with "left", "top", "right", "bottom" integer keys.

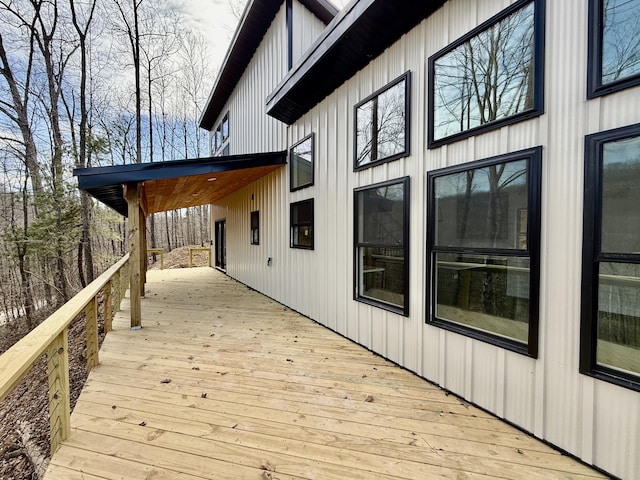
[
  {"left": 85, "top": 298, "right": 99, "bottom": 372},
  {"left": 47, "top": 329, "right": 70, "bottom": 455},
  {"left": 103, "top": 281, "right": 113, "bottom": 333}
]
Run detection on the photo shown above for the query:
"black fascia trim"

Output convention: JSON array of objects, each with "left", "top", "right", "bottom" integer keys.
[
  {"left": 580, "top": 123, "right": 640, "bottom": 392},
  {"left": 353, "top": 176, "right": 410, "bottom": 317},
  {"left": 200, "top": 0, "right": 337, "bottom": 130},
  {"left": 427, "top": 0, "right": 546, "bottom": 149},
  {"left": 353, "top": 72, "right": 411, "bottom": 172},
  {"left": 290, "top": 198, "right": 314, "bottom": 250},
  {"left": 266, "top": 0, "right": 446, "bottom": 125},
  {"left": 425, "top": 147, "right": 543, "bottom": 358},
  {"left": 74, "top": 151, "right": 287, "bottom": 191},
  {"left": 289, "top": 132, "right": 315, "bottom": 192},
  {"left": 587, "top": 0, "right": 640, "bottom": 99}
]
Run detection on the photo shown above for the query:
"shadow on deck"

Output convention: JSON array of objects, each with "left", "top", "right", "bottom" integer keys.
[{"left": 44, "top": 268, "right": 604, "bottom": 479}]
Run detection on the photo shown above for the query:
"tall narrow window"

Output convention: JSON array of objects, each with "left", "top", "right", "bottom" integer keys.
[
  {"left": 429, "top": 0, "right": 545, "bottom": 147},
  {"left": 290, "top": 199, "right": 314, "bottom": 249},
  {"left": 290, "top": 134, "right": 314, "bottom": 191},
  {"left": 355, "top": 72, "right": 410, "bottom": 170},
  {"left": 588, "top": 0, "right": 640, "bottom": 98},
  {"left": 250, "top": 210, "right": 260, "bottom": 245},
  {"left": 581, "top": 125, "right": 640, "bottom": 391},
  {"left": 427, "top": 148, "right": 542, "bottom": 356},
  {"left": 354, "top": 177, "right": 409, "bottom": 315}
]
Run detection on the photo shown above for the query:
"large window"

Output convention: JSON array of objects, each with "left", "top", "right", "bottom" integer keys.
[
  {"left": 354, "top": 72, "right": 410, "bottom": 171},
  {"left": 290, "top": 199, "right": 314, "bottom": 249},
  {"left": 290, "top": 134, "right": 314, "bottom": 191},
  {"left": 581, "top": 124, "right": 640, "bottom": 391},
  {"left": 588, "top": 0, "right": 640, "bottom": 98},
  {"left": 354, "top": 177, "right": 409, "bottom": 316},
  {"left": 250, "top": 210, "right": 259, "bottom": 245},
  {"left": 427, "top": 148, "right": 542, "bottom": 356},
  {"left": 428, "top": 0, "right": 545, "bottom": 147}
]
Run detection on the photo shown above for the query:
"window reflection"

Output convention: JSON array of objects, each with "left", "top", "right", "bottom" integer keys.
[
  {"left": 355, "top": 75, "right": 408, "bottom": 168},
  {"left": 432, "top": 1, "right": 536, "bottom": 141},
  {"left": 602, "top": 0, "right": 640, "bottom": 84},
  {"left": 291, "top": 135, "right": 314, "bottom": 190}
]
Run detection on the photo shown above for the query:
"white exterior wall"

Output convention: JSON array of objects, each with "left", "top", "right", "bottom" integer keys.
[
  {"left": 291, "top": 1, "right": 328, "bottom": 66},
  {"left": 210, "top": 1, "right": 640, "bottom": 478}
]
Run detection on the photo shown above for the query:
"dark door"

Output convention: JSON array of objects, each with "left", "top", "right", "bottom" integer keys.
[{"left": 215, "top": 219, "right": 226, "bottom": 270}]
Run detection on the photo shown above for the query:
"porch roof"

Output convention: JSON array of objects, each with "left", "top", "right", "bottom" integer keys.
[{"left": 73, "top": 151, "right": 287, "bottom": 217}]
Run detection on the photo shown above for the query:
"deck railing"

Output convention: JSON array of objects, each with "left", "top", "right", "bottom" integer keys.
[{"left": 0, "top": 254, "right": 130, "bottom": 454}]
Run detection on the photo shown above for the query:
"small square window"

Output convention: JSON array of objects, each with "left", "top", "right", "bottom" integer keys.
[
  {"left": 588, "top": 0, "right": 640, "bottom": 98},
  {"left": 290, "top": 199, "right": 314, "bottom": 249},
  {"left": 290, "top": 134, "right": 314, "bottom": 191},
  {"left": 427, "top": 148, "right": 542, "bottom": 357},
  {"left": 428, "top": 0, "right": 545, "bottom": 147},
  {"left": 581, "top": 124, "right": 640, "bottom": 391},
  {"left": 354, "top": 73, "right": 410, "bottom": 171},
  {"left": 250, "top": 210, "right": 259, "bottom": 245},
  {"left": 354, "top": 177, "right": 410, "bottom": 315}
]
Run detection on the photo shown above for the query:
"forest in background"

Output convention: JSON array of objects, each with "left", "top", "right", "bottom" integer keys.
[{"left": 0, "top": 0, "right": 247, "bottom": 330}]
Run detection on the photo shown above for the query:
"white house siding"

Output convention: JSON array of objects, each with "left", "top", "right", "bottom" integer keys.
[
  {"left": 291, "top": 1, "right": 327, "bottom": 66},
  {"left": 210, "top": 0, "right": 640, "bottom": 478}
]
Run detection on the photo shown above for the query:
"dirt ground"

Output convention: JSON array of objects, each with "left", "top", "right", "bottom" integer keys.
[{"left": 0, "top": 246, "right": 211, "bottom": 479}]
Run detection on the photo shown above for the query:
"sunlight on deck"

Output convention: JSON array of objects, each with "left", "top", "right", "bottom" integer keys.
[{"left": 44, "top": 268, "right": 604, "bottom": 479}]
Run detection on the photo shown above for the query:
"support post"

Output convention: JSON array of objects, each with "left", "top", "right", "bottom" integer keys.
[
  {"left": 139, "top": 208, "right": 147, "bottom": 297},
  {"left": 124, "top": 183, "right": 142, "bottom": 329},
  {"left": 85, "top": 297, "right": 99, "bottom": 372},
  {"left": 103, "top": 281, "right": 113, "bottom": 333},
  {"left": 47, "top": 329, "right": 70, "bottom": 455}
]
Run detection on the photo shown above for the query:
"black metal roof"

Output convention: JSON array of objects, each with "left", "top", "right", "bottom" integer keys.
[
  {"left": 266, "top": 0, "right": 447, "bottom": 124},
  {"left": 199, "top": 0, "right": 338, "bottom": 131},
  {"left": 74, "top": 152, "right": 287, "bottom": 217}
]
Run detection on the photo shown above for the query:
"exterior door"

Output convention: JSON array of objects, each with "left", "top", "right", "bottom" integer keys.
[{"left": 215, "top": 219, "right": 226, "bottom": 270}]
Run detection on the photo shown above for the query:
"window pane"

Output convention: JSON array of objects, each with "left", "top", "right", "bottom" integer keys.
[
  {"left": 292, "top": 225, "right": 313, "bottom": 247},
  {"left": 358, "top": 184, "right": 405, "bottom": 244},
  {"left": 597, "top": 262, "right": 640, "bottom": 376},
  {"left": 377, "top": 81, "right": 406, "bottom": 159},
  {"left": 435, "top": 252, "right": 530, "bottom": 343},
  {"left": 356, "top": 100, "right": 374, "bottom": 166},
  {"left": 601, "top": 135, "right": 640, "bottom": 253},
  {"left": 291, "top": 136, "right": 313, "bottom": 189},
  {"left": 359, "top": 247, "right": 404, "bottom": 308},
  {"left": 602, "top": 0, "right": 640, "bottom": 85},
  {"left": 434, "top": 159, "right": 528, "bottom": 249},
  {"left": 222, "top": 114, "right": 229, "bottom": 140},
  {"left": 433, "top": 1, "right": 535, "bottom": 141},
  {"left": 292, "top": 200, "right": 312, "bottom": 225}
]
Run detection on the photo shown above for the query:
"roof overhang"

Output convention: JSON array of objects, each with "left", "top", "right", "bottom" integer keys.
[
  {"left": 266, "top": 0, "right": 447, "bottom": 125},
  {"left": 199, "top": 0, "right": 338, "bottom": 131},
  {"left": 74, "top": 152, "right": 287, "bottom": 217}
]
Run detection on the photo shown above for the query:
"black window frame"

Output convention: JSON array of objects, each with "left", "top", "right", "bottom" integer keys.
[
  {"left": 587, "top": 0, "right": 640, "bottom": 98},
  {"left": 580, "top": 123, "right": 640, "bottom": 391},
  {"left": 290, "top": 133, "right": 314, "bottom": 192},
  {"left": 290, "top": 198, "right": 314, "bottom": 250},
  {"left": 353, "top": 177, "right": 410, "bottom": 316},
  {"left": 222, "top": 112, "right": 229, "bottom": 141},
  {"left": 426, "top": 147, "right": 542, "bottom": 357},
  {"left": 250, "top": 210, "right": 260, "bottom": 245},
  {"left": 353, "top": 72, "right": 411, "bottom": 172},
  {"left": 428, "top": 0, "right": 546, "bottom": 148}
]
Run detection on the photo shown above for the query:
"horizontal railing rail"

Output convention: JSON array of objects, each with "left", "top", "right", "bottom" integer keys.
[{"left": 0, "top": 254, "right": 130, "bottom": 454}]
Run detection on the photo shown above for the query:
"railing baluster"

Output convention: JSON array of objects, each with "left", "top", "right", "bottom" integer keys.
[
  {"left": 103, "top": 281, "right": 113, "bottom": 333},
  {"left": 85, "top": 298, "right": 99, "bottom": 373},
  {"left": 47, "top": 329, "right": 70, "bottom": 455}
]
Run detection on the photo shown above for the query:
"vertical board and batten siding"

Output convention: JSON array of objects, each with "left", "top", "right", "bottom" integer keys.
[
  {"left": 291, "top": 1, "right": 327, "bottom": 66},
  {"left": 210, "top": 0, "right": 640, "bottom": 478}
]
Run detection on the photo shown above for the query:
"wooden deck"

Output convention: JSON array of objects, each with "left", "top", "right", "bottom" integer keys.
[{"left": 44, "top": 268, "right": 605, "bottom": 480}]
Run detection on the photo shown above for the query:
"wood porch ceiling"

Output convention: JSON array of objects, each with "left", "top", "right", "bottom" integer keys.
[{"left": 74, "top": 152, "right": 287, "bottom": 217}]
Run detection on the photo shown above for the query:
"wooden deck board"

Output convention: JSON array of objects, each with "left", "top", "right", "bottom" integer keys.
[{"left": 44, "top": 268, "right": 605, "bottom": 480}]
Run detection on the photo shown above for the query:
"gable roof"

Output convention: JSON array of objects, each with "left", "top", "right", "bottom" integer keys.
[
  {"left": 199, "top": 0, "right": 338, "bottom": 131},
  {"left": 266, "top": 0, "right": 447, "bottom": 124},
  {"left": 75, "top": 152, "right": 286, "bottom": 217}
]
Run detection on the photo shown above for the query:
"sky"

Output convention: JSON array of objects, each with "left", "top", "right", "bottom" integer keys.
[{"left": 174, "top": 0, "right": 349, "bottom": 69}]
